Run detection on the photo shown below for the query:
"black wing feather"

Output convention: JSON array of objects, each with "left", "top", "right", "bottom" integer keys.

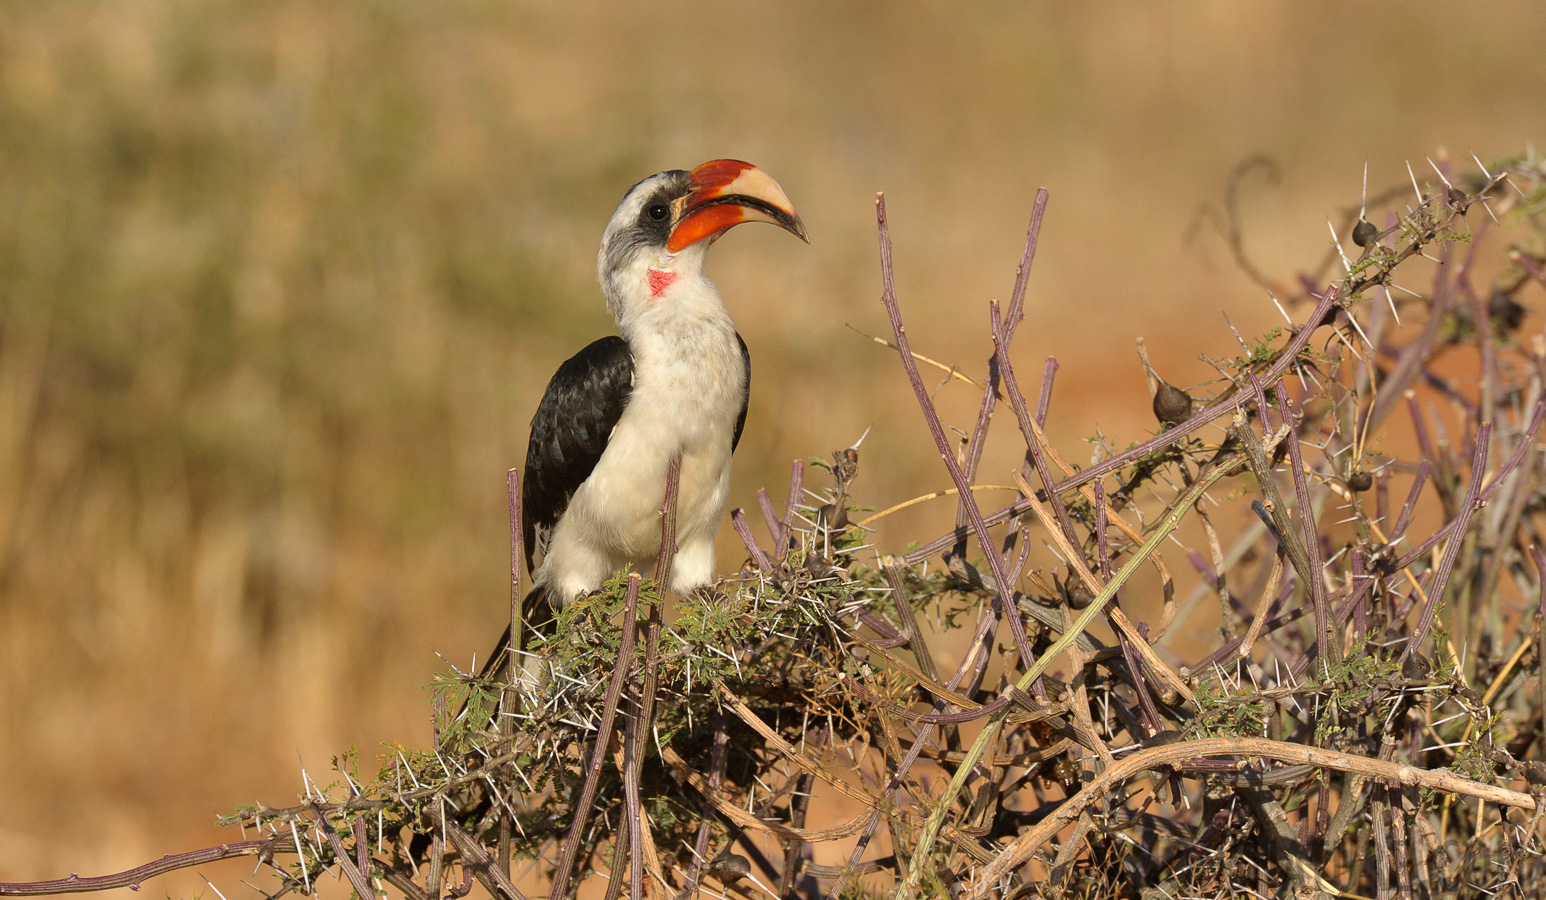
[
  {"left": 482, "top": 333, "right": 743, "bottom": 678},
  {"left": 733, "top": 332, "right": 750, "bottom": 452},
  {"left": 522, "top": 336, "right": 635, "bottom": 574}
]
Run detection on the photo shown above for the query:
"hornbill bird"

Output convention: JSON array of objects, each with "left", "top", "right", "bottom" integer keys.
[{"left": 480, "top": 159, "right": 807, "bottom": 679}]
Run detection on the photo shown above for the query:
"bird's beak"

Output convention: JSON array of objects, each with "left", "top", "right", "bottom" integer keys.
[{"left": 667, "top": 159, "right": 808, "bottom": 253}]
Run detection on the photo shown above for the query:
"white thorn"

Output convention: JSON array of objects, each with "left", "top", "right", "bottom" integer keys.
[
  {"left": 1345, "top": 313, "right": 1374, "bottom": 350},
  {"left": 1426, "top": 156, "right": 1454, "bottom": 189},
  {"left": 1327, "top": 219, "right": 1353, "bottom": 273},
  {"left": 1406, "top": 160, "right": 1425, "bottom": 204},
  {"left": 1269, "top": 292, "right": 1293, "bottom": 325},
  {"left": 199, "top": 875, "right": 231, "bottom": 900},
  {"left": 1360, "top": 162, "right": 1369, "bottom": 219},
  {"left": 1470, "top": 152, "right": 1492, "bottom": 180}
]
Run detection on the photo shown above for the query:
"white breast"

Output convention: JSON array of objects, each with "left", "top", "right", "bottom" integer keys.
[{"left": 539, "top": 276, "right": 747, "bottom": 600}]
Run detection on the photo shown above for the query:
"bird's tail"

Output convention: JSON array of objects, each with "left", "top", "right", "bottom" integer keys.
[
  {"left": 419, "top": 587, "right": 557, "bottom": 867},
  {"left": 475, "top": 583, "right": 559, "bottom": 681}
]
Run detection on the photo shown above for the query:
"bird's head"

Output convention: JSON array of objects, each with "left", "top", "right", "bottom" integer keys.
[{"left": 597, "top": 160, "right": 806, "bottom": 330}]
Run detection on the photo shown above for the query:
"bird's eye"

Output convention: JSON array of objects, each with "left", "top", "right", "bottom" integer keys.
[{"left": 647, "top": 204, "right": 669, "bottom": 221}]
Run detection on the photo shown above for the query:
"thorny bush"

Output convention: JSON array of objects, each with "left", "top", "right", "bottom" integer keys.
[{"left": 6, "top": 152, "right": 1546, "bottom": 900}]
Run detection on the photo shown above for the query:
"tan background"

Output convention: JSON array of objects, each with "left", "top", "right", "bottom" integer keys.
[{"left": 1, "top": 0, "right": 1542, "bottom": 895}]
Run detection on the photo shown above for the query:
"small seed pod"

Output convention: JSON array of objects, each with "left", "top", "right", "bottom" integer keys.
[
  {"left": 707, "top": 853, "right": 751, "bottom": 884},
  {"left": 1489, "top": 287, "right": 1526, "bottom": 332},
  {"left": 816, "top": 502, "right": 849, "bottom": 534},
  {"left": 1352, "top": 219, "right": 1378, "bottom": 248},
  {"left": 1065, "top": 584, "right": 1094, "bottom": 610},
  {"left": 1347, "top": 471, "right": 1374, "bottom": 492},
  {"left": 1401, "top": 651, "right": 1432, "bottom": 680},
  {"left": 1152, "top": 381, "right": 1193, "bottom": 428}
]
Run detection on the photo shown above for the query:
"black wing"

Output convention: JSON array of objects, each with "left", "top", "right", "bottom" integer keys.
[
  {"left": 733, "top": 332, "right": 750, "bottom": 452},
  {"left": 522, "top": 336, "right": 635, "bottom": 575}
]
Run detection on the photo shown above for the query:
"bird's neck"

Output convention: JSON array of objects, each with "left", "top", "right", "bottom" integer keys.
[{"left": 606, "top": 249, "right": 736, "bottom": 358}]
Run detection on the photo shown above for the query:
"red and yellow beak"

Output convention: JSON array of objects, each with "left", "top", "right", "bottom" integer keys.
[{"left": 666, "top": 159, "right": 808, "bottom": 253}]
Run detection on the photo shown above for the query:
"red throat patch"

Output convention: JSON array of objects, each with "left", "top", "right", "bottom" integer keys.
[{"left": 648, "top": 268, "right": 677, "bottom": 298}]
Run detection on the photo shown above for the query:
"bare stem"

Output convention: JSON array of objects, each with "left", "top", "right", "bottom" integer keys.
[
  {"left": 966, "top": 735, "right": 1536, "bottom": 898},
  {"left": 1404, "top": 422, "right": 1491, "bottom": 660},
  {"left": 0, "top": 842, "right": 279, "bottom": 897},
  {"left": 548, "top": 573, "right": 643, "bottom": 900},
  {"left": 874, "top": 193, "right": 1037, "bottom": 672}
]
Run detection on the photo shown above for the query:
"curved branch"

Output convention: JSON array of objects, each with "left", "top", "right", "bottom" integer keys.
[
  {"left": 0, "top": 841, "right": 281, "bottom": 897},
  {"left": 965, "top": 736, "right": 1535, "bottom": 898}
]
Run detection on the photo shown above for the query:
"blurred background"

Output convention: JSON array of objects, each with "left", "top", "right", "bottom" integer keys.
[{"left": 1, "top": 0, "right": 1542, "bottom": 893}]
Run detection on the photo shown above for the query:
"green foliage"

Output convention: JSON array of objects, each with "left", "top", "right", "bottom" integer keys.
[
  {"left": 1186, "top": 680, "right": 1265, "bottom": 740},
  {"left": 1231, "top": 326, "right": 1284, "bottom": 369}
]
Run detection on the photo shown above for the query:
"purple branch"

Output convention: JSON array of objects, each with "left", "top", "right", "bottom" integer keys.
[
  {"left": 1386, "top": 460, "right": 1432, "bottom": 552},
  {"left": 873, "top": 194, "right": 1037, "bottom": 672},
  {"left": 1368, "top": 245, "right": 1453, "bottom": 429},
  {"left": 502, "top": 457, "right": 523, "bottom": 879},
  {"left": 0, "top": 842, "right": 276, "bottom": 896},
  {"left": 621, "top": 600, "right": 664, "bottom": 900},
  {"left": 781, "top": 459, "right": 805, "bottom": 552},
  {"left": 1117, "top": 625, "right": 1164, "bottom": 737},
  {"left": 507, "top": 469, "right": 522, "bottom": 684},
  {"left": 1049, "top": 287, "right": 1340, "bottom": 493},
  {"left": 956, "top": 191, "right": 1050, "bottom": 538},
  {"left": 903, "top": 497, "right": 1037, "bottom": 565},
  {"left": 675, "top": 711, "right": 729, "bottom": 900},
  {"left": 1480, "top": 393, "right": 1546, "bottom": 504},
  {"left": 314, "top": 805, "right": 376, "bottom": 900},
  {"left": 732, "top": 508, "right": 774, "bottom": 573},
  {"left": 433, "top": 814, "right": 529, "bottom": 900},
  {"left": 883, "top": 561, "right": 940, "bottom": 683},
  {"left": 991, "top": 301, "right": 1081, "bottom": 550},
  {"left": 1534, "top": 547, "right": 1546, "bottom": 751},
  {"left": 1390, "top": 393, "right": 1546, "bottom": 571},
  {"left": 756, "top": 488, "right": 783, "bottom": 551},
  {"left": 826, "top": 605, "right": 1004, "bottom": 898},
  {"left": 549, "top": 573, "right": 643, "bottom": 900},
  {"left": 623, "top": 629, "right": 648, "bottom": 900},
  {"left": 1513, "top": 250, "right": 1546, "bottom": 288},
  {"left": 655, "top": 455, "right": 683, "bottom": 587},
  {"left": 856, "top": 610, "right": 909, "bottom": 646},
  {"left": 1036, "top": 358, "right": 1059, "bottom": 426},
  {"left": 626, "top": 457, "right": 682, "bottom": 898},
  {"left": 1407, "top": 396, "right": 1440, "bottom": 492},
  {"left": 1403, "top": 422, "right": 1491, "bottom": 661},
  {"left": 1005, "top": 189, "right": 1051, "bottom": 332},
  {"left": 1276, "top": 383, "right": 1338, "bottom": 666}
]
